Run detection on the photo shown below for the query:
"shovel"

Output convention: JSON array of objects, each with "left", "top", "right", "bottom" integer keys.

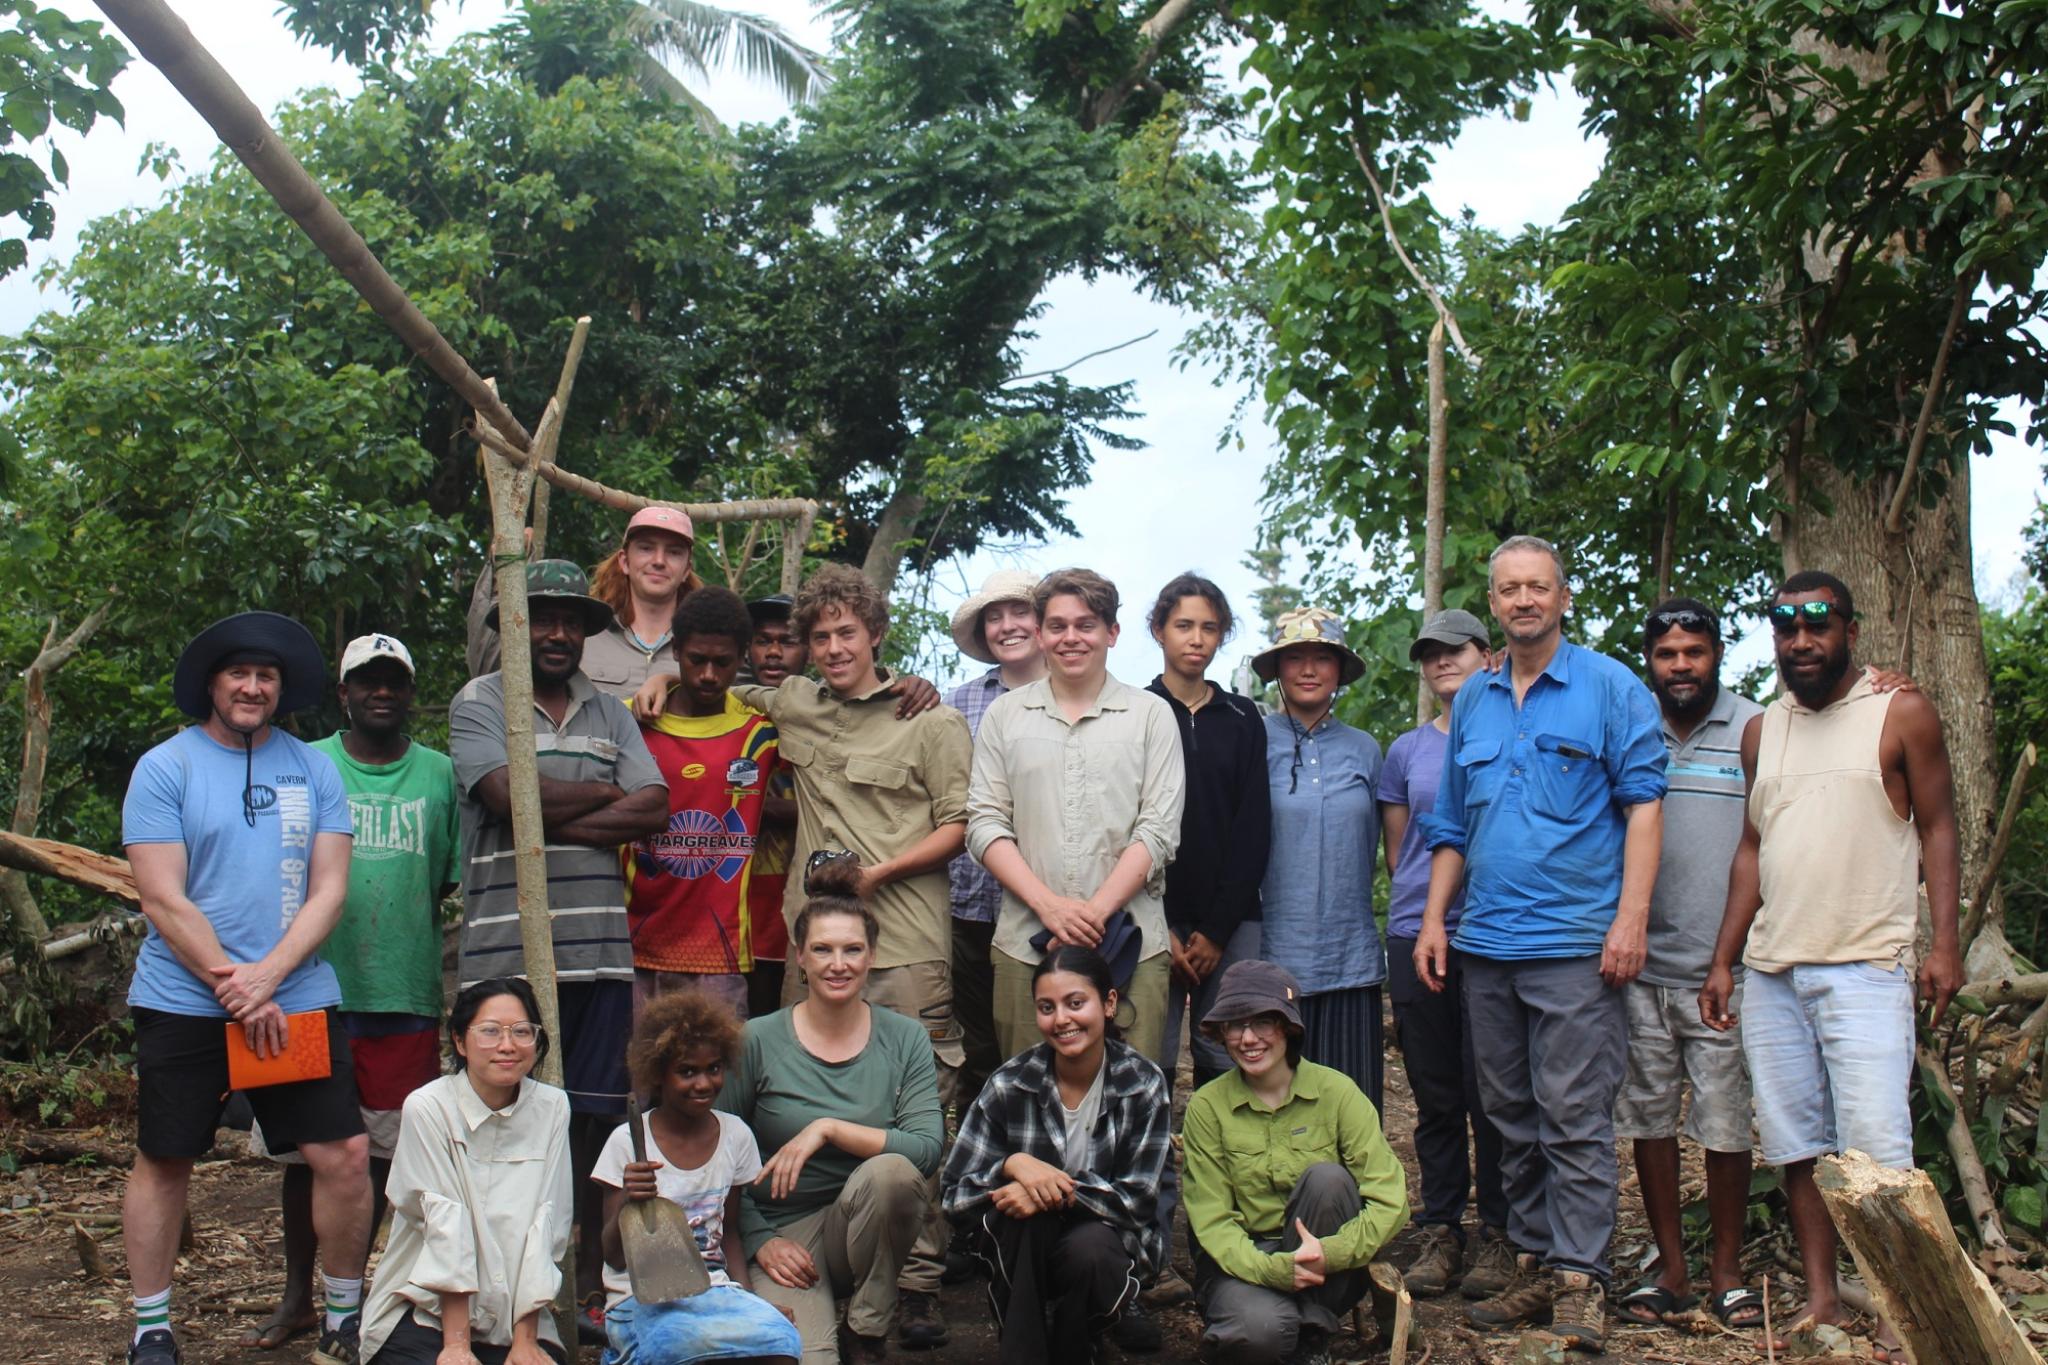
[{"left": 619, "top": 1096, "right": 714, "bottom": 1302}]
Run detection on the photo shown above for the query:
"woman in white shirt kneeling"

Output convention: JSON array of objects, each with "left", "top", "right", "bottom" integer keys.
[{"left": 360, "top": 977, "right": 572, "bottom": 1365}]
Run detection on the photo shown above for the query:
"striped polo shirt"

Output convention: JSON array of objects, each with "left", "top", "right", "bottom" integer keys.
[
  {"left": 1642, "top": 683, "right": 1763, "bottom": 988},
  {"left": 449, "top": 670, "right": 666, "bottom": 987}
]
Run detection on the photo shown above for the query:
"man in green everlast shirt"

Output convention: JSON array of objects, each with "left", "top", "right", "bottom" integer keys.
[{"left": 1182, "top": 961, "right": 1408, "bottom": 1365}]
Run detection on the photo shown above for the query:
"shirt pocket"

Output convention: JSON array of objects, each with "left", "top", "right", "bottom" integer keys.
[
  {"left": 1455, "top": 739, "right": 1505, "bottom": 809},
  {"left": 582, "top": 659, "right": 632, "bottom": 694},
  {"left": 778, "top": 734, "right": 817, "bottom": 770},
  {"left": 845, "top": 756, "right": 913, "bottom": 834},
  {"left": 1275, "top": 1122, "right": 1336, "bottom": 1189},
  {"left": 1528, "top": 733, "right": 1605, "bottom": 823}
]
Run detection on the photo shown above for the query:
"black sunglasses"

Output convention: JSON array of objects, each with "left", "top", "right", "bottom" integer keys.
[
  {"left": 806, "top": 848, "right": 855, "bottom": 877},
  {"left": 1644, "top": 607, "right": 1718, "bottom": 641},
  {"left": 1768, "top": 601, "right": 1851, "bottom": 633}
]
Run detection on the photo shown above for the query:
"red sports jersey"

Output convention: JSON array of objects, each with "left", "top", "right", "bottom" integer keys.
[{"left": 627, "top": 696, "right": 781, "bottom": 974}]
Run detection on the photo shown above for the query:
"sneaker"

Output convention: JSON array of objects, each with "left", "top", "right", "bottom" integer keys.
[
  {"left": 309, "top": 1314, "right": 360, "bottom": 1365},
  {"left": 1548, "top": 1270, "right": 1606, "bottom": 1353},
  {"left": 1466, "top": 1253, "right": 1554, "bottom": 1331},
  {"left": 840, "top": 1320, "right": 889, "bottom": 1364},
  {"left": 896, "top": 1290, "right": 949, "bottom": 1349},
  {"left": 1113, "top": 1298, "right": 1163, "bottom": 1354},
  {"left": 1461, "top": 1225, "right": 1519, "bottom": 1300},
  {"left": 1403, "top": 1223, "right": 1462, "bottom": 1298},
  {"left": 1139, "top": 1266, "right": 1194, "bottom": 1307},
  {"left": 127, "top": 1330, "right": 181, "bottom": 1365}
]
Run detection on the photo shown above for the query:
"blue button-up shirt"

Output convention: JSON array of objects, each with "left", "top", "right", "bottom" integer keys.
[
  {"left": 947, "top": 668, "right": 1010, "bottom": 923},
  {"left": 1260, "top": 713, "right": 1385, "bottom": 994},
  {"left": 1422, "top": 639, "right": 1668, "bottom": 959}
]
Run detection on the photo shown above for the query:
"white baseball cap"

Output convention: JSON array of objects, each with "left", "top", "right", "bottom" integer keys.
[{"left": 338, "top": 633, "right": 415, "bottom": 679}]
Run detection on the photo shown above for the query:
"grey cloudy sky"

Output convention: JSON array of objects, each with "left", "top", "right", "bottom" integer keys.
[{"left": 6, "top": 0, "right": 2040, "bottom": 688}]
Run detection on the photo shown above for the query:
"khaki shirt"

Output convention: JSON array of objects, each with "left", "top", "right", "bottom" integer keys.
[
  {"left": 965, "top": 673, "right": 1186, "bottom": 964},
  {"left": 733, "top": 673, "right": 972, "bottom": 969}
]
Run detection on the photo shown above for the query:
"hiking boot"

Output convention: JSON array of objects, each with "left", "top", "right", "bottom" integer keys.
[
  {"left": 1548, "top": 1271, "right": 1606, "bottom": 1353},
  {"left": 840, "top": 1320, "right": 889, "bottom": 1364},
  {"left": 1113, "top": 1298, "right": 1163, "bottom": 1353},
  {"left": 1461, "top": 1225, "right": 1519, "bottom": 1300},
  {"left": 896, "top": 1290, "right": 948, "bottom": 1349},
  {"left": 127, "top": 1330, "right": 182, "bottom": 1365},
  {"left": 310, "top": 1314, "right": 360, "bottom": 1365},
  {"left": 940, "top": 1242, "right": 979, "bottom": 1285},
  {"left": 1403, "top": 1223, "right": 1462, "bottom": 1297},
  {"left": 1139, "top": 1266, "right": 1194, "bottom": 1307},
  {"left": 1466, "top": 1253, "right": 1554, "bottom": 1331},
  {"left": 1281, "top": 1327, "right": 1331, "bottom": 1365}
]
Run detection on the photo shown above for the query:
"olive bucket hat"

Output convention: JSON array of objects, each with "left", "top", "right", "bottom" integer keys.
[
  {"left": 484, "top": 558, "right": 615, "bottom": 634},
  {"left": 1248, "top": 606, "right": 1367, "bottom": 686}
]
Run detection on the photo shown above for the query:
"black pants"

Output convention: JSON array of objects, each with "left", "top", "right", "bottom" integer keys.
[
  {"left": 970, "top": 1209, "right": 1137, "bottom": 1365},
  {"left": 953, "top": 916, "right": 1001, "bottom": 1104},
  {"left": 1387, "top": 936, "right": 1507, "bottom": 1235}
]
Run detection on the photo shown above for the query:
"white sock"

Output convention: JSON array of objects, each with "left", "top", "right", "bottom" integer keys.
[
  {"left": 321, "top": 1273, "right": 362, "bottom": 1332},
  {"left": 133, "top": 1287, "right": 171, "bottom": 1344}
]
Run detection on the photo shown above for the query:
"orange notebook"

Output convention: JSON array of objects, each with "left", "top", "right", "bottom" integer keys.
[{"left": 225, "top": 1010, "right": 333, "bottom": 1090}]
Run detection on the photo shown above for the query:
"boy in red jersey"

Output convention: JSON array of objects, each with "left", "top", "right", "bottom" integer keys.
[{"left": 628, "top": 587, "right": 786, "bottom": 1019}]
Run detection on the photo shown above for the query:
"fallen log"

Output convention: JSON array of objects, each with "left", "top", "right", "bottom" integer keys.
[
  {"left": 0, "top": 832, "right": 137, "bottom": 907},
  {"left": 1815, "top": 1150, "right": 2043, "bottom": 1365}
]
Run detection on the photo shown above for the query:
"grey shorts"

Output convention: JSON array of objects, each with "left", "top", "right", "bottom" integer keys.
[{"left": 1614, "top": 979, "right": 1753, "bottom": 1153}]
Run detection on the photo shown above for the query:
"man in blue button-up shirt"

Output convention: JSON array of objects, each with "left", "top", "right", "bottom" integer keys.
[{"left": 1414, "top": 535, "right": 1667, "bottom": 1354}]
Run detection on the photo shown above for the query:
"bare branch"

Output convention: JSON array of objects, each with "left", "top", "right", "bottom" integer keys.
[
  {"left": 1003, "top": 330, "right": 1159, "bottom": 385},
  {"left": 1348, "top": 133, "right": 1481, "bottom": 368},
  {"left": 1088, "top": 0, "right": 1201, "bottom": 129},
  {"left": 1884, "top": 272, "right": 1976, "bottom": 532}
]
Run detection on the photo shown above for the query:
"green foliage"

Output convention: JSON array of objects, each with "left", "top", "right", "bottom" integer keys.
[
  {"left": 0, "top": 1, "right": 125, "bottom": 280},
  {"left": 274, "top": 0, "right": 440, "bottom": 66},
  {"left": 1984, "top": 592, "right": 2048, "bottom": 959}
]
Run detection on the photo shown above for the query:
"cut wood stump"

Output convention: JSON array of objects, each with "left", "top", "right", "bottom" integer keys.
[
  {"left": 1815, "top": 1149, "right": 2044, "bottom": 1365},
  {"left": 1368, "top": 1261, "right": 1419, "bottom": 1365}
]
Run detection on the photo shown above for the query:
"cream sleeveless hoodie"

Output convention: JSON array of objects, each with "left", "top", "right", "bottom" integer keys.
[{"left": 1744, "top": 670, "right": 1919, "bottom": 973}]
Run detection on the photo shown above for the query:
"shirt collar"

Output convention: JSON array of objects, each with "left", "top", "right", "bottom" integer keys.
[
  {"left": 1017, "top": 672, "right": 1132, "bottom": 722},
  {"left": 979, "top": 666, "right": 1008, "bottom": 690},
  {"left": 453, "top": 1071, "right": 530, "bottom": 1130},
  {"left": 1220, "top": 1059, "right": 1321, "bottom": 1112},
  {"left": 1146, "top": 675, "right": 1221, "bottom": 715},
  {"left": 1488, "top": 638, "right": 1574, "bottom": 693}
]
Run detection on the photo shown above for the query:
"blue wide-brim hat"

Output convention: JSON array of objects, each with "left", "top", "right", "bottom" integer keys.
[{"left": 171, "top": 612, "right": 327, "bottom": 720}]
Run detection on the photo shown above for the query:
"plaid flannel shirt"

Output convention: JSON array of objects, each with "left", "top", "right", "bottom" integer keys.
[
  {"left": 945, "top": 668, "right": 1010, "bottom": 923},
  {"left": 941, "top": 1038, "right": 1172, "bottom": 1274}
]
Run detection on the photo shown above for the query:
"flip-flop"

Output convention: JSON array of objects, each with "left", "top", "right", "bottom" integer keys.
[
  {"left": 1617, "top": 1282, "right": 1698, "bottom": 1326},
  {"left": 1706, "top": 1285, "right": 1764, "bottom": 1329},
  {"left": 236, "top": 1306, "right": 318, "bottom": 1350}
]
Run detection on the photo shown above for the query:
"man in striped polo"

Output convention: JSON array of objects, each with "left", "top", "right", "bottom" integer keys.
[{"left": 448, "top": 558, "right": 669, "bottom": 1318}]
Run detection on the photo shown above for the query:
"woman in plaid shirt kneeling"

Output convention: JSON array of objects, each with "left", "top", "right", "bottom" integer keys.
[{"left": 942, "top": 945, "right": 1172, "bottom": 1365}]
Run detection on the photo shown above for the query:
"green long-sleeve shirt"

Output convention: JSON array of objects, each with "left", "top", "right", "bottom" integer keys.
[
  {"left": 716, "top": 1005, "right": 944, "bottom": 1255},
  {"left": 1181, "top": 1061, "right": 1409, "bottom": 1293}
]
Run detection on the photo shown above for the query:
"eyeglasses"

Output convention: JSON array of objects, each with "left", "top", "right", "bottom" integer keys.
[
  {"left": 469, "top": 1023, "right": 540, "bottom": 1046},
  {"left": 1645, "top": 607, "right": 1717, "bottom": 641},
  {"left": 1220, "top": 1016, "right": 1284, "bottom": 1040},
  {"left": 806, "top": 848, "right": 855, "bottom": 877},
  {"left": 1768, "top": 601, "right": 1850, "bottom": 634}
]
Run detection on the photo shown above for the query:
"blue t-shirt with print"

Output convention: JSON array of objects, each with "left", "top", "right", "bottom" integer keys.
[{"left": 122, "top": 725, "right": 354, "bottom": 1018}]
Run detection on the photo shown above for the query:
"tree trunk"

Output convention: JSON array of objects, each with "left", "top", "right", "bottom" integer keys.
[
  {"left": 861, "top": 478, "right": 928, "bottom": 598},
  {"left": 1789, "top": 459, "right": 1998, "bottom": 887}
]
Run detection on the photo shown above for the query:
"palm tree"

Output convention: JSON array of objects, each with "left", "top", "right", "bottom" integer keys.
[{"left": 622, "top": 1, "right": 831, "bottom": 129}]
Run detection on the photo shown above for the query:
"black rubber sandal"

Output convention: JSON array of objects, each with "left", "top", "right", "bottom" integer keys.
[
  {"left": 1708, "top": 1286, "right": 1765, "bottom": 1329},
  {"left": 1618, "top": 1282, "right": 1697, "bottom": 1326}
]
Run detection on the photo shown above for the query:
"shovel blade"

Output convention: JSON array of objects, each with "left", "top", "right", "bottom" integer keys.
[{"left": 619, "top": 1199, "right": 715, "bottom": 1303}]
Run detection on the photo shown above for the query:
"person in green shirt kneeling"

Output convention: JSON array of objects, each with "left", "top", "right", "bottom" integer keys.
[{"left": 1182, "top": 961, "right": 1409, "bottom": 1365}]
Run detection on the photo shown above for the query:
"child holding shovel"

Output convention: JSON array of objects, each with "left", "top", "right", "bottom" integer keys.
[{"left": 594, "top": 993, "right": 800, "bottom": 1365}]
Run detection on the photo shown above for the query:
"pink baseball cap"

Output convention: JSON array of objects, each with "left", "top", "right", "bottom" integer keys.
[{"left": 623, "top": 506, "right": 695, "bottom": 544}]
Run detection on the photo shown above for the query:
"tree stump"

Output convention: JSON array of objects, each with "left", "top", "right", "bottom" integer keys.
[{"left": 1815, "top": 1149, "right": 2043, "bottom": 1364}]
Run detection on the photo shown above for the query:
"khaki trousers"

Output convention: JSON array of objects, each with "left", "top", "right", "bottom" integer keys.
[
  {"left": 992, "top": 948, "right": 1170, "bottom": 1069},
  {"left": 748, "top": 1153, "right": 927, "bottom": 1363},
  {"left": 781, "top": 957, "right": 958, "bottom": 1294}
]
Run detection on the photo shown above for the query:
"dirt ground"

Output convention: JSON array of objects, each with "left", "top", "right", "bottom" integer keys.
[{"left": 0, "top": 1023, "right": 1902, "bottom": 1365}]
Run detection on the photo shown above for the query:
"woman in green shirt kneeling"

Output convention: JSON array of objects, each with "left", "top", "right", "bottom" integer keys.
[
  {"left": 715, "top": 855, "right": 944, "bottom": 1365},
  {"left": 1182, "top": 961, "right": 1409, "bottom": 1365}
]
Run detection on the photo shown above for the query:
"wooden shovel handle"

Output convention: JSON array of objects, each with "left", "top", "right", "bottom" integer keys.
[{"left": 626, "top": 1096, "right": 658, "bottom": 1233}]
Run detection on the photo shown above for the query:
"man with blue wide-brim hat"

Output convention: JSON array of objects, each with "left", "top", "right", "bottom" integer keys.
[{"left": 122, "top": 611, "right": 372, "bottom": 1365}]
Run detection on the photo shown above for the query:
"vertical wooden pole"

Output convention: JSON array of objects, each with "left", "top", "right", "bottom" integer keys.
[
  {"left": 780, "top": 505, "right": 817, "bottom": 595},
  {"left": 527, "top": 316, "right": 592, "bottom": 560},
  {"left": 1418, "top": 316, "right": 1449, "bottom": 726}
]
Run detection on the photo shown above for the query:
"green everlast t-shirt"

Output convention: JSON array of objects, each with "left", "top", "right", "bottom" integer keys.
[{"left": 312, "top": 735, "right": 463, "bottom": 1018}]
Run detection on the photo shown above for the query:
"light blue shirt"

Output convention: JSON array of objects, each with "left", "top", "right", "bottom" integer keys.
[
  {"left": 122, "top": 726, "right": 353, "bottom": 1017},
  {"left": 1259, "top": 713, "right": 1384, "bottom": 994},
  {"left": 1421, "top": 639, "right": 1668, "bottom": 959}
]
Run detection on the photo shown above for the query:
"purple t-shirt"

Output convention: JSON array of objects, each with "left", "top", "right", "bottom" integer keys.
[{"left": 1376, "top": 723, "right": 1463, "bottom": 940}]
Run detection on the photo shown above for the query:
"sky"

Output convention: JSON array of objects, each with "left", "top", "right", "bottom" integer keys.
[{"left": 5, "top": 0, "right": 2042, "bottom": 689}]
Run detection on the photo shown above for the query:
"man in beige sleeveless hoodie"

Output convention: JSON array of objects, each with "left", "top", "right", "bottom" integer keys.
[{"left": 1698, "top": 569, "right": 1961, "bottom": 1356}]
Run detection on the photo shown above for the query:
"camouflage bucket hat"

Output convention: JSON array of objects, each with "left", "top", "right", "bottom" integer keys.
[
  {"left": 485, "top": 558, "right": 616, "bottom": 634},
  {"left": 1249, "top": 606, "right": 1367, "bottom": 686}
]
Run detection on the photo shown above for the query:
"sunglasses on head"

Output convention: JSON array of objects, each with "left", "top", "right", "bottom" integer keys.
[
  {"left": 1768, "top": 600, "right": 1850, "bottom": 633},
  {"left": 806, "top": 848, "right": 855, "bottom": 877},
  {"left": 1645, "top": 608, "right": 1717, "bottom": 641}
]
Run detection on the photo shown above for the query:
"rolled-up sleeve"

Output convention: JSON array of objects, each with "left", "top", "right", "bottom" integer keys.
[
  {"left": 1606, "top": 677, "right": 1669, "bottom": 808},
  {"left": 507, "top": 1111, "right": 572, "bottom": 1325},
  {"left": 1130, "top": 700, "right": 1186, "bottom": 887},
  {"left": 385, "top": 1100, "right": 479, "bottom": 1305},
  {"left": 965, "top": 702, "right": 1018, "bottom": 864},
  {"left": 924, "top": 710, "right": 973, "bottom": 829}
]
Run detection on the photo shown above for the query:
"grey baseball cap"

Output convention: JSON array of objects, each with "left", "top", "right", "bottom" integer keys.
[{"left": 1408, "top": 608, "right": 1491, "bottom": 661}]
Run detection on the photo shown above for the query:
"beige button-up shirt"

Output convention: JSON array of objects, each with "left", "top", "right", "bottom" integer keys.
[
  {"left": 734, "top": 673, "right": 972, "bottom": 969},
  {"left": 359, "top": 1073, "right": 573, "bottom": 1359},
  {"left": 966, "top": 672, "right": 1186, "bottom": 964}
]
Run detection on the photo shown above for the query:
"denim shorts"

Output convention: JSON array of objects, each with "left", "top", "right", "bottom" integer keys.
[
  {"left": 1614, "top": 980, "right": 1753, "bottom": 1152},
  {"left": 1741, "top": 961, "right": 1915, "bottom": 1168}
]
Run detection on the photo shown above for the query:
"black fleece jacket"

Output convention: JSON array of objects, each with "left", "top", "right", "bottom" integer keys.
[{"left": 1145, "top": 676, "right": 1272, "bottom": 947}]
